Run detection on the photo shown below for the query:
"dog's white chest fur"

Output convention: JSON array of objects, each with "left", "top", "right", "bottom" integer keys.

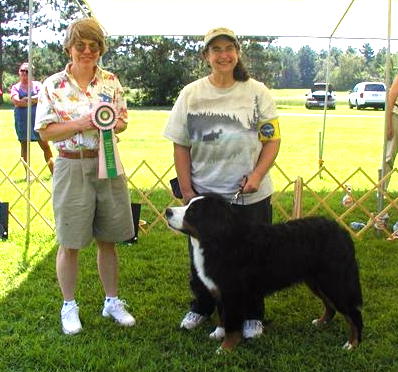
[{"left": 191, "top": 237, "right": 218, "bottom": 292}]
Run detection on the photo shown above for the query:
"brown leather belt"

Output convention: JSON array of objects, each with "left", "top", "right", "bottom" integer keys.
[{"left": 58, "top": 149, "right": 98, "bottom": 159}]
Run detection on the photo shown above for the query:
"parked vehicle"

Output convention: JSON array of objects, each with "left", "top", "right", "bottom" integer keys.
[
  {"left": 305, "top": 83, "right": 336, "bottom": 109},
  {"left": 348, "top": 82, "right": 386, "bottom": 110}
]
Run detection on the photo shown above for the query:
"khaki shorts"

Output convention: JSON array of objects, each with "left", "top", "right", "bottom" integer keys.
[{"left": 52, "top": 157, "right": 134, "bottom": 249}]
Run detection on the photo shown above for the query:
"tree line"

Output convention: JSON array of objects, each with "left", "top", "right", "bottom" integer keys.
[{"left": 2, "top": 0, "right": 398, "bottom": 106}]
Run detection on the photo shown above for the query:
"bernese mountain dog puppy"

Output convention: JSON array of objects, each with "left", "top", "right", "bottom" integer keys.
[{"left": 166, "top": 194, "right": 363, "bottom": 353}]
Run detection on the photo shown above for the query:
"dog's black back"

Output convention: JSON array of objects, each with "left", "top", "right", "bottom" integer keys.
[{"left": 182, "top": 194, "right": 363, "bottom": 348}]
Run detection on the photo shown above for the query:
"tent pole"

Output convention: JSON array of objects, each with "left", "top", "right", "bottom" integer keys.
[
  {"left": 318, "top": 0, "right": 356, "bottom": 176},
  {"left": 379, "top": 0, "right": 392, "bottom": 215},
  {"left": 73, "top": 0, "right": 91, "bottom": 17},
  {"left": 319, "top": 37, "right": 332, "bottom": 176},
  {"left": 23, "top": 1, "right": 93, "bottom": 248},
  {"left": 25, "top": 0, "right": 34, "bottom": 249}
]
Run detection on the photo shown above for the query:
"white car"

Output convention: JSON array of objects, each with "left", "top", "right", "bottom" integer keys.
[
  {"left": 348, "top": 82, "right": 386, "bottom": 110},
  {"left": 305, "top": 83, "right": 336, "bottom": 109}
]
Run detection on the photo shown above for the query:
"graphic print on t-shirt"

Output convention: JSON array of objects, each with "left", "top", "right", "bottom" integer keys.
[{"left": 187, "top": 95, "right": 261, "bottom": 164}]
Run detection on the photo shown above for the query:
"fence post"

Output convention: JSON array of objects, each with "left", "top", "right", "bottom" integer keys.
[
  {"left": 376, "top": 168, "right": 384, "bottom": 237},
  {"left": 0, "top": 202, "right": 8, "bottom": 239},
  {"left": 293, "top": 176, "right": 303, "bottom": 219}
]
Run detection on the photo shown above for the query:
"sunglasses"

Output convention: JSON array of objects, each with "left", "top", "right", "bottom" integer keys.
[
  {"left": 73, "top": 41, "right": 100, "bottom": 53},
  {"left": 19, "top": 69, "right": 28, "bottom": 73}
]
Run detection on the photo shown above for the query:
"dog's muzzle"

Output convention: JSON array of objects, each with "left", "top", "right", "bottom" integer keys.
[{"left": 165, "top": 205, "right": 187, "bottom": 232}]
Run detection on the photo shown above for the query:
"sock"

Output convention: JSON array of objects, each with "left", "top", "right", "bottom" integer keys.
[
  {"left": 63, "top": 299, "right": 76, "bottom": 308},
  {"left": 105, "top": 296, "right": 118, "bottom": 303}
]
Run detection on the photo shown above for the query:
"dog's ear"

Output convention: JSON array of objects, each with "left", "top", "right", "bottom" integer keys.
[{"left": 193, "top": 196, "right": 238, "bottom": 240}]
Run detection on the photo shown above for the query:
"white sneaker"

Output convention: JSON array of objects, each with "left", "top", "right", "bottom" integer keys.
[
  {"left": 61, "top": 303, "right": 82, "bottom": 335},
  {"left": 102, "top": 299, "right": 136, "bottom": 326},
  {"left": 242, "top": 319, "right": 263, "bottom": 339},
  {"left": 180, "top": 311, "right": 207, "bottom": 330},
  {"left": 209, "top": 326, "right": 225, "bottom": 340}
]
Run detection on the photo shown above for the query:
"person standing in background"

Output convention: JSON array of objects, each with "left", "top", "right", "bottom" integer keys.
[
  {"left": 11, "top": 63, "right": 54, "bottom": 175},
  {"left": 385, "top": 74, "right": 398, "bottom": 189}
]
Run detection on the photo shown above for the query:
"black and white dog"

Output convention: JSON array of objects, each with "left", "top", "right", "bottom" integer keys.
[{"left": 166, "top": 194, "right": 363, "bottom": 352}]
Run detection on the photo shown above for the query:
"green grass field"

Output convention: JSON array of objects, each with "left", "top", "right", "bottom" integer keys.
[
  {"left": 1, "top": 92, "right": 387, "bottom": 190},
  {"left": 1, "top": 94, "right": 398, "bottom": 371}
]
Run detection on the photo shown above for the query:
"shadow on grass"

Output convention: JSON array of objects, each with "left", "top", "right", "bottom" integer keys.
[
  {"left": 16, "top": 237, "right": 58, "bottom": 281},
  {"left": 2, "top": 196, "right": 398, "bottom": 371}
]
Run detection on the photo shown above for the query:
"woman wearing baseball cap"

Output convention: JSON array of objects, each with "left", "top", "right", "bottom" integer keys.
[{"left": 164, "top": 27, "right": 281, "bottom": 341}]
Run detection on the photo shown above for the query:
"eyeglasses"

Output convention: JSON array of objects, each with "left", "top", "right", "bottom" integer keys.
[
  {"left": 209, "top": 45, "right": 237, "bottom": 55},
  {"left": 73, "top": 41, "right": 100, "bottom": 53},
  {"left": 19, "top": 70, "right": 28, "bottom": 73}
]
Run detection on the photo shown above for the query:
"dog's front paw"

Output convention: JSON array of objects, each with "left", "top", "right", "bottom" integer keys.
[
  {"left": 312, "top": 318, "right": 321, "bottom": 326},
  {"left": 312, "top": 318, "right": 328, "bottom": 327},
  {"left": 209, "top": 326, "right": 225, "bottom": 340},
  {"left": 342, "top": 341, "right": 357, "bottom": 351},
  {"left": 215, "top": 345, "right": 232, "bottom": 355}
]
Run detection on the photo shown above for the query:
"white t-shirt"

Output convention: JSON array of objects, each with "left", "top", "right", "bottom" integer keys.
[{"left": 164, "top": 77, "right": 280, "bottom": 204}]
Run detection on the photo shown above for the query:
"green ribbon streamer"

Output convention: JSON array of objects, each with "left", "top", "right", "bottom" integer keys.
[{"left": 103, "top": 129, "right": 117, "bottom": 178}]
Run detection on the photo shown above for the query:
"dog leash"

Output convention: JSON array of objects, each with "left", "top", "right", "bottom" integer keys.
[{"left": 230, "top": 175, "right": 248, "bottom": 205}]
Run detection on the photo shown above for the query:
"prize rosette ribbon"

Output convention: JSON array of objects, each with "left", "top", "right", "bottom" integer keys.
[{"left": 91, "top": 102, "right": 124, "bottom": 179}]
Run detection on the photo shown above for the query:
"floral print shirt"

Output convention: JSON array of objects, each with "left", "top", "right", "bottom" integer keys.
[
  {"left": 35, "top": 63, "right": 127, "bottom": 151},
  {"left": 11, "top": 81, "right": 42, "bottom": 103}
]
